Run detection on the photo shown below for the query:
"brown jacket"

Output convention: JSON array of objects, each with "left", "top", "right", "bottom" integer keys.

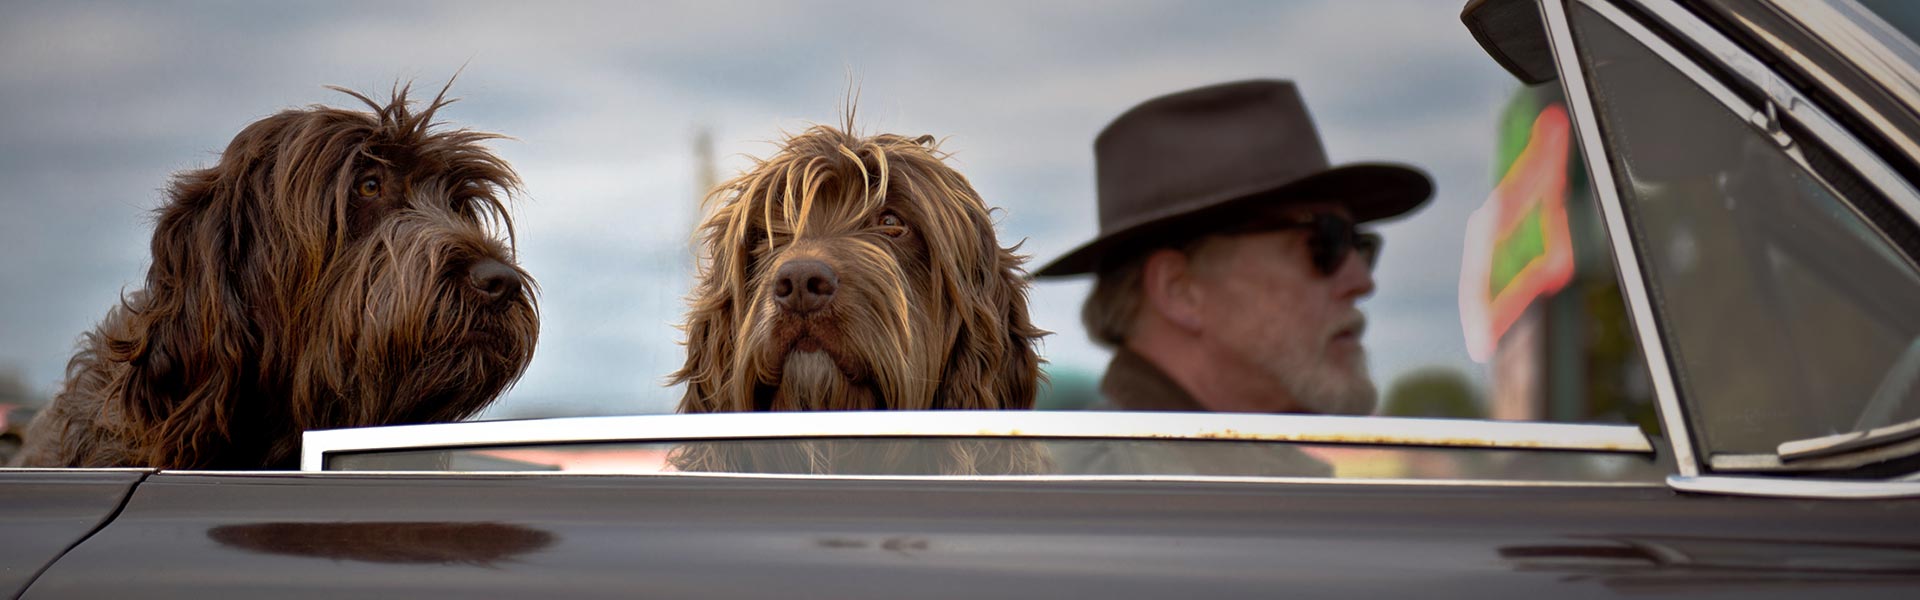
[
  {"left": 1090, "top": 347, "right": 1206, "bottom": 412},
  {"left": 1067, "top": 348, "right": 1332, "bottom": 478}
]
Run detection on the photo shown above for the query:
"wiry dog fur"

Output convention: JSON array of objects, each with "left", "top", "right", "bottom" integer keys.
[
  {"left": 14, "top": 84, "right": 538, "bottom": 470},
  {"left": 669, "top": 118, "right": 1047, "bottom": 475},
  {"left": 673, "top": 119, "right": 1043, "bottom": 412}
]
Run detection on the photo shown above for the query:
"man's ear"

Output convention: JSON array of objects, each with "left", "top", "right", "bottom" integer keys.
[{"left": 1140, "top": 247, "right": 1205, "bottom": 332}]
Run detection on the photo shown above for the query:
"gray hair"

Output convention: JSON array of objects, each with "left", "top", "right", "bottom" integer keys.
[
  {"left": 1081, "top": 253, "right": 1149, "bottom": 348},
  {"left": 1081, "top": 234, "right": 1226, "bottom": 348}
]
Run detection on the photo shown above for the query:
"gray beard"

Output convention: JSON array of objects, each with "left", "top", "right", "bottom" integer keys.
[{"left": 1285, "top": 349, "right": 1378, "bottom": 416}]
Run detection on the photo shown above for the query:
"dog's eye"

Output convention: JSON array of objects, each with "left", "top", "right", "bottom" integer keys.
[
  {"left": 876, "top": 212, "right": 907, "bottom": 237},
  {"left": 355, "top": 177, "right": 381, "bottom": 199}
]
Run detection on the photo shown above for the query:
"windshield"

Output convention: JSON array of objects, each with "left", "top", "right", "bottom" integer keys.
[{"left": 1567, "top": 2, "right": 1920, "bottom": 458}]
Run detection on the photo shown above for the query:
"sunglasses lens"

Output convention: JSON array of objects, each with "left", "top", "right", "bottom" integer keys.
[
  {"left": 1356, "top": 232, "right": 1382, "bottom": 269},
  {"left": 1309, "top": 233, "right": 1342, "bottom": 276},
  {"left": 1304, "top": 215, "right": 1376, "bottom": 276}
]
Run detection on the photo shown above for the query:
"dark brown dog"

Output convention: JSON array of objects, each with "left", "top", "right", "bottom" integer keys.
[
  {"left": 14, "top": 84, "right": 538, "bottom": 470},
  {"left": 667, "top": 118, "right": 1047, "bottom": 475}
]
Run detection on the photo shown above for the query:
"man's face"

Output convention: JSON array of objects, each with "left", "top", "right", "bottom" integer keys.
[{"left": 1187, "top": 204, "right": 1378, "bottom": 414}]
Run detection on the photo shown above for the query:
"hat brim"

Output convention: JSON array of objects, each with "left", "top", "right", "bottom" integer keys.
[{"left": 1033, "top": 162, "right": 1433, "bottom": 277}]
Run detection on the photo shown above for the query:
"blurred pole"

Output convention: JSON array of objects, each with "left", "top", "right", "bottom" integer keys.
[{"left": 691, "top": 125, "right": 717, "bottom": 262}]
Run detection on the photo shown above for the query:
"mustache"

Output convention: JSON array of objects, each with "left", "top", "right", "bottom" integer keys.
[{"left": 1330, "top": 311, "right": 1367, "bottom": 339}]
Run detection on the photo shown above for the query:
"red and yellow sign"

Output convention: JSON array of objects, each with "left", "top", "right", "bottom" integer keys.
[{"left": 1461, "top": 104, "right": 1576, "bottom": 362}]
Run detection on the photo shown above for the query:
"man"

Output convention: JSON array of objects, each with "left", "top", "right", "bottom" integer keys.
[{"left": 1035, "top": 79, "right": 1432, "bottom": 415}]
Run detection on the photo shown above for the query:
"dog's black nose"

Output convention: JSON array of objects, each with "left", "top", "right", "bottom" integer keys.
[
  {"left": 773, "top": 260, "right": 836, "bottom": 314},
  {"left": 466, "top": 258, "right": 523, "bottom": 303}
]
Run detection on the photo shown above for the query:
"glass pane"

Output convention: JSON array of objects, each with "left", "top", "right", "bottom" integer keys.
[
  {"left": 328, "top": 437, "right": 1664, "bottom": 483},
  {"left": 1570, "top": 3, "right": 1920, "bottom": 455}
]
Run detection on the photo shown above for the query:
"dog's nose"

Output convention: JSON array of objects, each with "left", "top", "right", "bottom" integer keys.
[
  {"left": 773, "top": 260, "right": 837, "bottom": 314},
  {"left": 466, "top": 258, "right": 523, "bottom": 303}
]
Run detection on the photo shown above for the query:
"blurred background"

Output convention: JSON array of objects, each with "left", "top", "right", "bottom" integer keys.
[{"left": 0, "top": 0, "right": 1649, "bottom": 428}]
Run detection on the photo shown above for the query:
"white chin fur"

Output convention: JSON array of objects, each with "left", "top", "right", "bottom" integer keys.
[{"left": 778, "top": 351, "right": 846, "bottom": 410}]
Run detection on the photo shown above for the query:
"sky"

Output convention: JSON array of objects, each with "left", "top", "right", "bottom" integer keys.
[{"left": 0, "top": 0, "right": 1520, "bottom": 419}]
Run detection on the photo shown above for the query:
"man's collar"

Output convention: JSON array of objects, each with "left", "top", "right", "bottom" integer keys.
[{"left": 1097, "top": 347, "right": 1206, "bottom": 411}]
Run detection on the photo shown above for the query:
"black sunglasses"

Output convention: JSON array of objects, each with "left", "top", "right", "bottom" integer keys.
[{"left": 1265, "top": 213, "right": 1382, "bottom": 276}]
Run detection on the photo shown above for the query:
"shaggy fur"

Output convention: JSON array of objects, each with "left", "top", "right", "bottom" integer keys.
[
  {"left": 672, "top": 119, "right": 1043, "bottom": 413},
  {"left": 668, "top": 118, "right": 1047, "bottom": 475},
  {"left": 14, "top": 84, "right": 538, "bottom": 470}
]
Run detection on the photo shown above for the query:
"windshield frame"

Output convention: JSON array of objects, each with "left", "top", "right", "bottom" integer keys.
[
  {"left": 1772, "top": 0, "right": 1920, "bottom": 172},
  {"left": 1540, "top": 0, "right": 1706, "bottom": 477}
]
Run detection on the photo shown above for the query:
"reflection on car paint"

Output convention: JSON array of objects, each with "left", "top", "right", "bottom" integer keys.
[{"left": 207, "top": 522, "right": 557, "bottom": 566}]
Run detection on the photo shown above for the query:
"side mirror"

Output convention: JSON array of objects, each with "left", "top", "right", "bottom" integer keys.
[{"left": 1463, "top": 0, "right": 1558, "bottom": 84}]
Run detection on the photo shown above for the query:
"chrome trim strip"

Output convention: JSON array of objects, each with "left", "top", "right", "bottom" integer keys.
[
  {"left": 1778, "top": 417, "right": 1920, "bottom": 460},
  {"left": 1769, "top": 0, "right": 1920, "bottom": 162},
  {"left": 299, "top": 411, "right": 1656, "bottom": 471},
  {"left": 172, "top": 468, "right": 1666, "bottom": 488},
  {"left": 0, "top": 467, "right": 155, "bottom": 474},
  {"left": 1730, "top": 4, "right": 1920, "bottom": 177},
  {"left": 1668, "top": 474, "right": 1920, "bottom": 499},
  {"left": 1707, "top": 453, "right": 1787, "bottom": 471},
  {"left": 1630, "top": 0, "right": 1920, "bottom": 242},
  {"left": 1713, "top": 429, "right": 1920, "bottom": 472},
  {"left": 1548, "top": 0, "right": 1702, "bottom": 476}
]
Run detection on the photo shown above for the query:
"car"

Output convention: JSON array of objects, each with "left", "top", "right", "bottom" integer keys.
[{"left": 6, "top": 0, "right": 1920, "bottom": 597}]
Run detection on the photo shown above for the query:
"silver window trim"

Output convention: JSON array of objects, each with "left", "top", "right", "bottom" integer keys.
[
  {"left": 182, "top": 468, "right": 1665, "bottom": 489},
  {"left": 1544, "top": 0, "right": 1704, "bottom": 476},
  {"left": 1768, "top": 0, "right": 1920, "bottom": 175},
  {"left": 1778, "top": 416, "right": 1920, "bottom": 460},
  {"left": 0, "top": 468, "right": 154, "bottom": 474},
  {"left": 1669, "top": 474, "right": 1920, "bottom": 499},
  {"left": 1628, "top": 0, "right": 1920, "bottom": 245},
  {"left": 1711, "top": 428, "right": 1920, "bottom": 472},
  {"left": 299, "top": 411, "right": 1656, "bottom": 472}
]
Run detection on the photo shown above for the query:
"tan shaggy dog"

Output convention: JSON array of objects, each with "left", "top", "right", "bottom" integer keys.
[
  {"left": 13, "top": 84, "right": 539, "bottom": 470},
  {"left": 669, "top": 118, "right": 1046, "bottom": 474}
]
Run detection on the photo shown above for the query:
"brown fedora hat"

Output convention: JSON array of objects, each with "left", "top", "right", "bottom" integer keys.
[{"left": 1034, "top": 79, "right": 1433, "bottom": 277}]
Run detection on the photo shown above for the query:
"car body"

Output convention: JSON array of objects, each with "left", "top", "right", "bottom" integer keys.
[{"left": 7, "top": 0, "right": 1920, "bottom": 597}]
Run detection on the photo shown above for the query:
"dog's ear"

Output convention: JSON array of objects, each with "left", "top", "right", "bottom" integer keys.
[
  {"left": 673, "top": 293, "right": 738, "bottom": 413},
  {"left": 986, "top": 243, "right": 1046, "bottom": 409},
  {"left": 672, "top": 200, "right": 753, "bottom": 413},
  {"left": 107, "top": 117, "right": 290, "bottom": 468},
  {"left": 935, "top": 211, "right": 1046, "bottom": 410}
]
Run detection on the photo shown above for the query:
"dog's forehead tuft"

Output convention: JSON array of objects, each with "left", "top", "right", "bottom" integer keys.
[{"left": 741, "top": 131, "right": 969, "bottom": 227}]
